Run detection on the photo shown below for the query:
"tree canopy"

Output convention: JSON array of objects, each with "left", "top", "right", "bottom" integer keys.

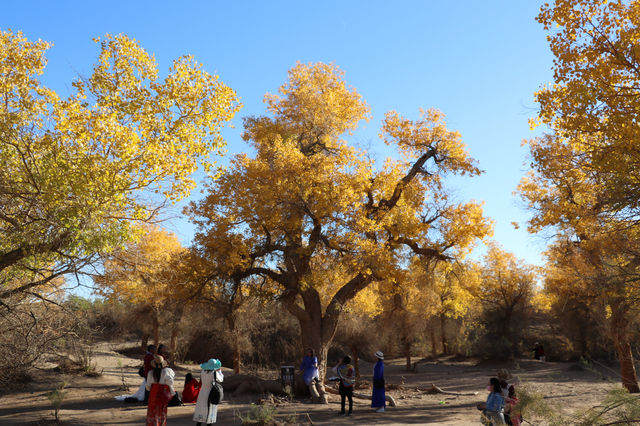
[{"left": 0, "top": 30, "right": 240, "bottom": 302}]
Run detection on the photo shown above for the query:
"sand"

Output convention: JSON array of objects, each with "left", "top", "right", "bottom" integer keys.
[{"left": 0, "top": 342, "right": 619, "bottom": 425}]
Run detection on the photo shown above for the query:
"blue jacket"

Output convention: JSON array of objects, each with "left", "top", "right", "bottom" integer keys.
[{"left": 486, "top": 391, "right": 504, "bottom": 412}]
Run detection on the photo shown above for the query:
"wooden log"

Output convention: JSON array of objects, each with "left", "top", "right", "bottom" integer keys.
[
  {"left": 418, "top": 383, "right": 478, "bottom": 396},
  {"left": 324, "top": 386, "right": 397, "bottom": 407}
]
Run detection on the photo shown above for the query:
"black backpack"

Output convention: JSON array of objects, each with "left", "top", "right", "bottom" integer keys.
[{"left": 208, "top": 371, "right": 223, "bottom": 405}]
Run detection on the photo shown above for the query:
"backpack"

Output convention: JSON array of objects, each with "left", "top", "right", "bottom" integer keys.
[{"left": 208, "top": 371, "right": 224, "bottom": 405}]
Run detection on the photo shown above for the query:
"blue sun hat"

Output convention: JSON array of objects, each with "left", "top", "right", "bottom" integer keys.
[{"left": 200, "top": 358, "right": 222, "bottom": 371}]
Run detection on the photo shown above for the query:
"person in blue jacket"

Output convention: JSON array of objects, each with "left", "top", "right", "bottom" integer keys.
[
  {"left": 482, "top": 377, "right": 506, "bottom": 425},
  {"left": 371, "top": 351, "right": 385, "bottom": 413},
  {"left": 300, "top": 348, "right": 321, "bottom": 402}
]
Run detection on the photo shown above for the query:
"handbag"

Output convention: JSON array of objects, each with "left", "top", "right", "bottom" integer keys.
[{"left": 208, "top": 371, "right": 224, "bottom": 405}]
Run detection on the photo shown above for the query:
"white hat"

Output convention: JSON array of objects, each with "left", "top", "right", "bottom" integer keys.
[{"left": 375, "top": 351, "right": 384, "bottom": 359}]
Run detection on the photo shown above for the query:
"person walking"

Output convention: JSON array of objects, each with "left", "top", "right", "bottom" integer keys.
[
  {"left": 371, "top": 351, "right": 386, "bottom": 413},
  {"left": 145, "top": 355, "right": 175, "bottom": 426},
  {"left": 337, "top": 356, "right": 355, "bottom": 416},
  {"left": 193, "top": 358, "right": 224, "bottom": 425}
]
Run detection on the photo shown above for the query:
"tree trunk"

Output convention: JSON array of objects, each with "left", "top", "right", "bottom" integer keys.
[
  {"left": 152, "top": 310, "right": 160, "bottom": 346},
  {"left": 350, "top": 344, "right": 360, "bottom": 379},
  {"left": 225, "top": 308, "right": 242, "bottom": 374},
  {"left": 430, "top": 321, "right": 438, "bottom": 357},
  {"left": 440, "top": 314, "right": 449, "bottom": 355},
  {"left": 299, "top": 321, "right": 329, "bottom": 380},
  {"left": 141, "top": 334, "right": 149, "bottom": 352},
  {"left": 611, "top": 315, "right": 640, "bottom": 393},
  {"left": 233, "top": 331, "right": 242, "bottom": 374},
  {"left": 404, "top": 340, "right": 412, "bottom": 371},
  {"left": 169, "top": 325, "right": 179, "bottom": 366}
]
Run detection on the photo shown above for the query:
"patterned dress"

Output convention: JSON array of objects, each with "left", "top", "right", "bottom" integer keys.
[{"left": 145, "top": 368, "right": 175, "bottom": 426}]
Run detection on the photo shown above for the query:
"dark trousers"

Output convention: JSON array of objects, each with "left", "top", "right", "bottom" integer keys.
[{"left": 339, "top": 384, "right": 353, "bottom": 414}]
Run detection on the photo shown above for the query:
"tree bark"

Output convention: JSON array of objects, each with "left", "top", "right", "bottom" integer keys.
[
  {"left": 611, "top": 316, "right": 640, "bottom": 393},
  {"left": 440, "top": 314, "right": 449, "bottom": 355},
  {"left": 152, "top": 310, "right": 160, "bottom": 346},
  {"left": 350, "top": 344, "right": 360, "bottom": 379},
  {"left": 404, "top": 340, "right": 412, "bottom": 371},
  {"left": 169, "top": 325, "right": 178, "bottom": 366},
  {"left": 430, "top": 321, "right": 438, "bottom": 357}
]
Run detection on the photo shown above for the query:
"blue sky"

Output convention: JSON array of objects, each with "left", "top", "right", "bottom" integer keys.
[{"left": 3, "top": 1, "right": 554, "bottom": 267}]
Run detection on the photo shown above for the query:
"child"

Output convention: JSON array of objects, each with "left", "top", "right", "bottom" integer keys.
[
  {"left": 337, "top": 356, "right": 355, "bottom": 416},
  {"left": 505, "top": 385, "right": 522, "bottom": 426},
  {"left": 182, "top": 372, "right": 201, "bottom": 403},
  {"left": 482, "top": 377, "right": 505, "bottom": 425}
]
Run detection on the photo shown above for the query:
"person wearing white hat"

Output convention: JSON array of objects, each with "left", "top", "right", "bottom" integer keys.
[
  {"left": 145, "top": 355, "right": 176, "bottom": 425},
  {"left": 193, "top": 358, "right": 224, "bottom": 425},
  {"left": 372, "top": 351, "right": 385, "bottom": 412}
]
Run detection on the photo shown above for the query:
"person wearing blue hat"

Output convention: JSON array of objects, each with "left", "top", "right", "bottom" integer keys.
[{"left": 193, "top": 358, "right": 224, "bottom": 425}]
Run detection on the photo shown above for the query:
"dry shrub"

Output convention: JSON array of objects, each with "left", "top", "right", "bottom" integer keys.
[{"left": 0, "top": 297, "right": 76, "bottom": 387}]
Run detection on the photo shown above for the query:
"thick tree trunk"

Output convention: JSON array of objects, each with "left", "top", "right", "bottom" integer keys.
[
  {"left": 615, "top": 339, "right": 639, "bottom": 393},
  {"left": 611, "top": 316, "right": 640, "bottom": 393},
  {"left": 300, "top": 321, "right": 329, "bottom": 380},
  {"left": 440, "top": 314, "right": 449, "bottom": 355},
  {"left": 350, "top": 344, "right": 360, "bottom": 379},
  {"left": 224, "top": 309, "right": 242, "bottom": 374}
]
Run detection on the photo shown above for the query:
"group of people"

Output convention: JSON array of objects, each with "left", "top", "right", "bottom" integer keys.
[
  {"left": 124, "top": 344, "right": 223, "bottom": 426},
  {"left": 139, "top": 345, "right": 387, "bottom": 424},
  {"left": 478, "top": 369, "right": 522, "bottom": 426},
  {"left": 299, "top": 348, "right": 387, "bottom": 416}
]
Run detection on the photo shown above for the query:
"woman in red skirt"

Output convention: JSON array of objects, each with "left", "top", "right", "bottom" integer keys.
[{"left": 145, "top": 355, "right": 176, "bottom": 426}]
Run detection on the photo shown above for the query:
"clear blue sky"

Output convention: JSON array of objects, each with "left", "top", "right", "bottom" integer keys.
[{"left": 3, "top": 0, "right": 554, "bottom": 267}]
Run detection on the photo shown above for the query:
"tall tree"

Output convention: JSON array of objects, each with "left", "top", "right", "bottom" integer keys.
[
  {"left": 0, "top": 30, "right": 240, "bottom": 303},
  {"left": 520, "top": 131, "right": 640, "bottom": 391},
  {"left": 473, "top": 243, "right": 537, "bottom": 359},
  {"left": 524, "top": 0, "right": 640, "bottom": 392},
  {"left": 188, "top": 62, "right": 492, "bottom": 378},
  {"left": 95, "top": 225, "right": 189, "bottom": 360}
]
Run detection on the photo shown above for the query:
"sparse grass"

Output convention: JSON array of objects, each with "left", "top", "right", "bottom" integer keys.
[
  {"left": 46, "top": 382, "right": 67, "bottom": 422},
  {"left": 116, "top": 358, "right": 129, "bottom": 391},
  {"left": 237, "top": 403, "right": 278, "bottom": 425}
]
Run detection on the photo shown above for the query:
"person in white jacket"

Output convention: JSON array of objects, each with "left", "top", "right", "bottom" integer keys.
[
  {"left": 193, "top": 358, "right": 224, "bottom": 425},
  {"left": 145, "top": 355, "right": 176, "bottom": 425}
]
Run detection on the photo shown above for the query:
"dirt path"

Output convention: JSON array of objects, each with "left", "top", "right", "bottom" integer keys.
[{"left": 0, "top": 342, "right": 620, "bottom": 425}]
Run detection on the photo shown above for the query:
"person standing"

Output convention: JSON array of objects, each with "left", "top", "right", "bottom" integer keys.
[
  {"left": 337, "top": 356, "right": 355, "bottom": 416},
  {"left": 143, "top": 345, "right": 157, "bottom": 405},
  {"left": 145, "top": 355, "right": 176, "bottom": 426},
  {"left": 193, "top": 358, "right": 224, "bottom": 425},
  {"left": 371, "top": 351, "right": 385, "bottom": 413}
]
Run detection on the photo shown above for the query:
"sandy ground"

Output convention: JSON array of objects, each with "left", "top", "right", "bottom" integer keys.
[{"left": 0, "top": 342, "right": 620, "bottom": 425}]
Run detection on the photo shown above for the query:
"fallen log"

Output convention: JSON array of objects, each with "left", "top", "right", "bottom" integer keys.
[
  {"left": 324, "top": 386, "right": 397, "bottom": 407},
  {"left": 419, "top": 383, "right": 478, "bottom": 396},
  {"left": 222, "top": 374, "right": 284, "bottom": 395}
]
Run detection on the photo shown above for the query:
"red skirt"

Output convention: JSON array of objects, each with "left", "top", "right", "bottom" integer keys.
[{"left": 146, "top": 383, "right": 171, "bottom": 426}]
